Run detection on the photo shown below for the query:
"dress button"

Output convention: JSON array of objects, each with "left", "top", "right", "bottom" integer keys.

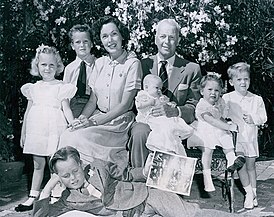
[{"left": 107, "top": 84, "right": 109, "bottom": 87}]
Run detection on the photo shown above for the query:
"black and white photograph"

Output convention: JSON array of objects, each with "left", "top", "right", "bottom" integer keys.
[{"left": 0, "top": 0, "right": 274, "bottom": 216}]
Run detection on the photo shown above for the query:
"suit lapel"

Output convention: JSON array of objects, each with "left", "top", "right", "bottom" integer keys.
[
  {"left": 149, "top": 55, "right": 158, "bottom": 75},
  {"left": 169, "top": 55, "right": 186, "bottom": 93}
]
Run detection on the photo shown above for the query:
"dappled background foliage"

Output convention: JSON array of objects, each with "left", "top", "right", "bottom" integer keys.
[{"left": 0, "top": 0, "right": 273, "bottom": 160}]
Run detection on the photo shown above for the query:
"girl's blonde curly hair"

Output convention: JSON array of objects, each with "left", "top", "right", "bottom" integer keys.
[{"left": 30, "top": 44, "right": 64, "bottom": 77}]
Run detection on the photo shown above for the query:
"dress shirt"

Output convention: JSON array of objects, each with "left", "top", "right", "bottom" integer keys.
[
  {"left": 63, "top": 56, "right": 95, "bottom": 95},
  {"left": 156, "top": 53, "right": 181, "bottom": 117}
]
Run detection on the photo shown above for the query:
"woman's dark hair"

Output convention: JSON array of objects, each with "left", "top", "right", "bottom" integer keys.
[
  {"left": 92, "top": 16, "right": 130, "bottom": 49},
  {"left": 49, "top": 146, "right": 81, "bottom": 173}
]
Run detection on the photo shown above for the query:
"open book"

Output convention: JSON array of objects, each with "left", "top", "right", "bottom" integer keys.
[{"left": 146, "top": 150, "right": 197, "bottom": 196}]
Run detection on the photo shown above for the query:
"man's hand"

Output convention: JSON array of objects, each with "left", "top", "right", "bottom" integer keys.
[{"left": 151, "top": 104, "right": 179, "bottom": 118}]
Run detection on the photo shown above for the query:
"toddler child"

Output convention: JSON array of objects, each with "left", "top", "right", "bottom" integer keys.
[
  {"left": 187, "top": 72, "right": 245, "bottom": 192},
  {"left": 63, "top": 24, "right": 95, "bottom": 118},
  {"left": 223, "top": 62, "right": 267, "bottom": 209},
  {"left": 15, "top": 45, "right": 76, "bottom": 212},
  {"left": 135, "top": 74, "right": 194, "bottom": 156}
]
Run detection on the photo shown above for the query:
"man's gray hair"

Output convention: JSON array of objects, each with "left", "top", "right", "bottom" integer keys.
[{"left": 155, "top": 19, "right": 181, "bottom": 37}]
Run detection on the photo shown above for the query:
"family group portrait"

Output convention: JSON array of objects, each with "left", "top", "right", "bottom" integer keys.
[{"left": 0, "top": 0, "right": 274, "bottom": 216}]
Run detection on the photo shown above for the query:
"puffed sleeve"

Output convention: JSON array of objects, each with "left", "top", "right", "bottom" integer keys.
[
  {"left": 57, "top": 83, "right": 77, "bottom": 101},
  {"left": 21, "top": 83, "right": 33, "bottom": 100},
  {"left": 195, "top": 99, "right": 211, "bottom": 120},
  {"left": 124, "top": 58, "right": 142, "bottom": 92}
]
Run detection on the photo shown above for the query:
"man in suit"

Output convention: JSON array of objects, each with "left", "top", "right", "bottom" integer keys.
[{"left": 128, "top": 18, "right": 202, "bottom": 167}]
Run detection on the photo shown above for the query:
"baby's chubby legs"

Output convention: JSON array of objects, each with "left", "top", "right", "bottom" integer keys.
[{"left": 201, "top": 147, "right": 215, "bottom": 192}]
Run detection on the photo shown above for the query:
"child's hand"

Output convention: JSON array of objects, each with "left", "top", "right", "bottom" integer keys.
[
  {"left": 40, "top": 174, "right": 61, "bottom": 200},
  {"left": 48, "top": 173, "right": 62, "bottom": 189},
  {"left": 69, "top": 115, "right": 89, "bottom": 130},
  {"left": 228, "top": 122, "right": 238, "bottom": 132},
  {"left": 143, "top": 152, "right": 154, "bottom": 177},
  {"left": 243, "top": 114, "right": 254, "bottom": 124}
]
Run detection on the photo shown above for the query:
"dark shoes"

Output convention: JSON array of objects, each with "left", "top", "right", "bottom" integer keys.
[
  {"left": 15, "top": 195, "right": 37, "bottom": 212},
  {"left": 227, "top": 156, "right": 246, "bottom": 172},
  {"left": 15, "top": 203, "right": 33, "bottom": 212}
]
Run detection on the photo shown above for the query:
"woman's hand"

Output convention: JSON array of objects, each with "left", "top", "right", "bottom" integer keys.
[{"left": 69, "top": 115, "right": 89, "bottom": 131}]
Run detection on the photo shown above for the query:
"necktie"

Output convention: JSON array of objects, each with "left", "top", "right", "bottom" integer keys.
[
  {"left": 76, "top": 61, "right": 86, "bottom": 97},
  {"left": 159, "top": 61, "right": 168, "bottom": 95}
]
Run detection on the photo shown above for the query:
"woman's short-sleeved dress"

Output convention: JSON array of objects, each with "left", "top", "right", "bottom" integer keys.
[
  {"left": 59, "top": 51, "right": 142, "bottom": 164},
  {"left": 21, "top": 80, "right": 76, "bottom": 156},
  {"left": 187, "top": 98, "right": 234, "bottom": 150}
]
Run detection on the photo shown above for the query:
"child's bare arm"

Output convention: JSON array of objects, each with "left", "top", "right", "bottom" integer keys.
[
  {"left": 39, "top": 174, "right": 61, "bottom": 200},
  {"left": 62, "top": 99, "right": 74, "bottom": 125},
  {"left": 202, "top": 112, "right": 238, "bottom": 132}
]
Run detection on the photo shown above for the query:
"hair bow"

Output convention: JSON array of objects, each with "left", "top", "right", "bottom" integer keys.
[{"left": 207, "top": 71, "right": 221, "bottom": 79}]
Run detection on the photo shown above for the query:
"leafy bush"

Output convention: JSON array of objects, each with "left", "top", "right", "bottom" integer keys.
[
  {"left": 0, "top": 0, "right": 273, "bottom": 156},
  {"left": 0, "top": 102, "right": 15, "bottom": 162}
]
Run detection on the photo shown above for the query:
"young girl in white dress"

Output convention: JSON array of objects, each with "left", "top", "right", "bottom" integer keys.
[
  {"left": 15, "top": 45, "right": 76, "bottom": 212},
  {"left": 223, "top": 63, "right": 267, "bottom": 209},
  {"left": 187, "top": 72, "right": 245, "bottom": 192},
  {"left": 135, "top": 74, "right": 194, "bottom": 156}
]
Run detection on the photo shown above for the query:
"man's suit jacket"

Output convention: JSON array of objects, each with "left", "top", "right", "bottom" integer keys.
[
  {"left": 141, "top": 54, "right": 202, "bottom": 123},
  {"left": 32, "top": 160, "right": 148, "bottom": 217}
]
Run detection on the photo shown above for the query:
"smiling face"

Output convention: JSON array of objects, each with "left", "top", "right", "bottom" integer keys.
[
  {"left": 155, "top": 21, "right": 180, "bottom": 60},
  {"left": 229, "top": 71, "right": 250, "bottom": 96},
  {"left": 100, "top": 22, "right": 123, "bottom": 59},
  {"left": 201, "top": 80, "right": 222, "bottom": 105},
  {"left": 71, "top": 31, "right": 92, "bottom": 60},
  {"left": 55, "top": 157, "right": 85, "bottom": 190},
  {"left": 38, "top": 53, "right": 57, "bottom": 81}
]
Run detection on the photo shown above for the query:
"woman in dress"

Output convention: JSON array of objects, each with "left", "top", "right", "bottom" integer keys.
[{"left": 59, "top": 16, "right": 142, "bottom": 164}]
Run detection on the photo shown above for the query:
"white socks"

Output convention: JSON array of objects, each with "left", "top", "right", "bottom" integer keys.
[
  {"left": 22, "top": 190, "right": 40, "bottom": 206},
  {"left": 203, "top": 169, "right": 215, "bottom": 192},
  {"left": 243, "top": 184, "right": 254, "bottom": 209}
]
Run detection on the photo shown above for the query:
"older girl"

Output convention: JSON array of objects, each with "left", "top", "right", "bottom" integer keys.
[{"left": 15, "top": 45, "right": 76, "bottom": 212}]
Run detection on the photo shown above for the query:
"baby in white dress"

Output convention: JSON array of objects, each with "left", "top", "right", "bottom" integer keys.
[{"left": 135, "top": 74, "right": 193, "bottom": 156}]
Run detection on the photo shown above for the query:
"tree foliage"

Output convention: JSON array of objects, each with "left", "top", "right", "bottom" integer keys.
[{"left": 0, "top": 0, "right": 273, "bottom": 157}]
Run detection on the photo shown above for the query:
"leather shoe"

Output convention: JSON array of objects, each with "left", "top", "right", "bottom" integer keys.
[
  {"left": 15, "top": 203, "right": 33, "bottom": 212},
  {"left": 227, "top": 156, "right": 246, "bottom": 172}
]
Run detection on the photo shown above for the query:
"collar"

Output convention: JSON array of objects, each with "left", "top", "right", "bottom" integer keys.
[
  {"left": 107, "top": 50, "right": 128, "bottom": 67},
  {"left": 76, "top": 55, "right": 94, "bottom": 67},
  {"left": 233, "top": 91, "right": 252, "bottom": 102},
  {"left": 156, "top": 53, "right": 176, "bottom": 66}
]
